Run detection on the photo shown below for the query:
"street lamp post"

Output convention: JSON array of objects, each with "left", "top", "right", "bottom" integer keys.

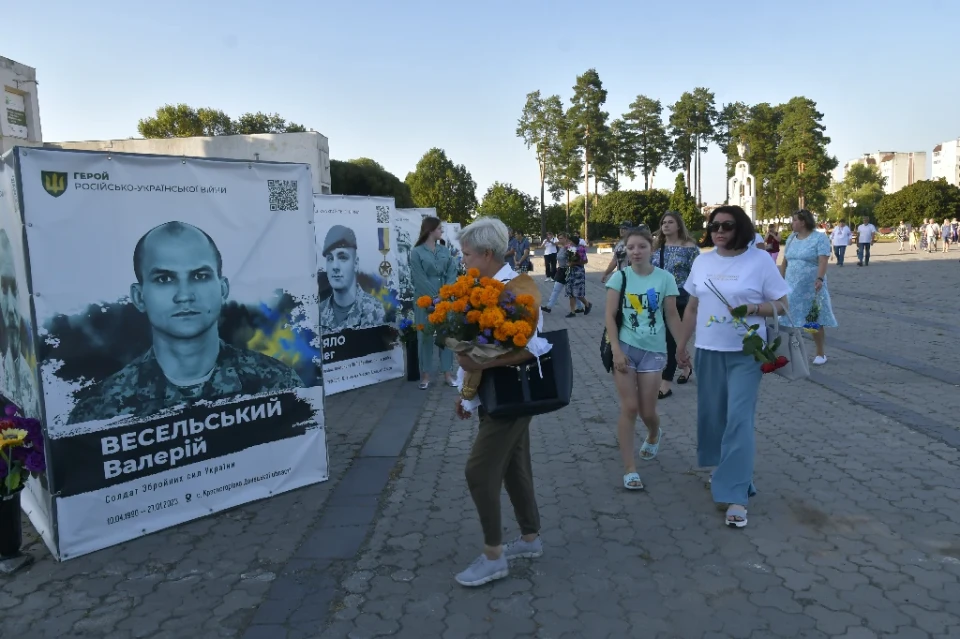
[{"left": 842, "top": 199, "right": 857, "bottom": 226}]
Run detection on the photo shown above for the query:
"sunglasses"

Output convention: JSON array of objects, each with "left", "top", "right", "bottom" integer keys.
[{"left": 707, "top": 221, "right": 736, "bottom": 233}]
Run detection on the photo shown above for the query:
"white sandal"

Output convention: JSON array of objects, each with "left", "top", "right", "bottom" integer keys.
[{"left": 725, "top": 505, "right": 748, "bottom": 528}]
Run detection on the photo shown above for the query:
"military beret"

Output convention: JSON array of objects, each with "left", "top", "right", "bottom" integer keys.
[{"left": 323, "top": 225, "right": 358, "bottom": 256}]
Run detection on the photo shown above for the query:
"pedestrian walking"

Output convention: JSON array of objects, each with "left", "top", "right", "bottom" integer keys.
[
  {"left": 780, "top": 209, "right": 837, "bottom": 367},
  {"left": 604, "top": 226, "right": 683, "bottom": 491},
  {"left": 764, "top": 224, "right": 781, "bottom": 263},
  {"left": 856, "top": 216, "right": 877, "bottom": 266},
  {"left": 540, "top": 233, "right": 571, "bottom": 314},
  {"left": 830, "top": 221, "right": 852, "bottom": 266},
  {"left": 676, "top": 205, "right": 791, "bottom": 529},
  {"left": 601, "top": 222, "right": 634, "bottom": 284},
  {"left": 896, "top": 221, "right": 908, "bottom": 251},
  {"left": 541, "top": 232, "right": 558, "bottom": 280},
  {"left": 564, "top": 237, "right": 592, "bottom": 317},
  {"left": 653, "top": 211, "right": 699, "bottom": 399},
  {"left": 452, "top": 217, "right": 551, "bottom": 587}
]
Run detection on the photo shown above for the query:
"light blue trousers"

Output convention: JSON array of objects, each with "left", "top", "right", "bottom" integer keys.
[
  {"left": 695, "top": 349, "right": 762, "bottom": 506},
  {"left": 417, "top": 330, "right": 453, "bottom": 375},
  {"left": 546, "top": 281, "right": 584, "bottom": 309}
]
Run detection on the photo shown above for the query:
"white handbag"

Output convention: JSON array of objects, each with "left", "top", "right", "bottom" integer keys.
[{"left": 766, "top": 301, "right": 810, "bottom": 381}]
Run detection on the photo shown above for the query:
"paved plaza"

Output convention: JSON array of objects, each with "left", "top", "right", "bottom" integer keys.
[{"left": 4, "top": 242, "right": 960, "bottom": 638}]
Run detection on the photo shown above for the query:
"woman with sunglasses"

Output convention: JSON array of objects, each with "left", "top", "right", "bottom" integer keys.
[{"left": 675, "top": 206, "right": 790, "bottom": 529}]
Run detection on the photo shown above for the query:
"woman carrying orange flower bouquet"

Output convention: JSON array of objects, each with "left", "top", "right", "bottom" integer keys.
[{"left": 417, "top": 217, "right": 551, "bottom": 588}]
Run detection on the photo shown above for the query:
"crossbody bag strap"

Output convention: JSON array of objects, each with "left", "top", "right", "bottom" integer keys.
[
  {"left": 614, "top": 270, "right": 628, "bottom": 329},
  {"left": 767, "top": 299, "right": 781, "bottom": 333},
  {"left": 659, "top": 244, "right": 665, "bottom": 269}
]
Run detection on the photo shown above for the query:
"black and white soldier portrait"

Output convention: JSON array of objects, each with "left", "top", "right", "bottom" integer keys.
[
  {"left": 67, "top": 221, "right": 303, "bottom": 424},
  {"left": 318, "top": 224, "right": 386, "bottom": 332}
]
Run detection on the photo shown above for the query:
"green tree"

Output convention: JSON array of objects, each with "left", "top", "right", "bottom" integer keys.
[
  {"left": 547, "top": 120, "right": 584, "bottom": 233},
  {"left": 690, "top": 87, "right": 718, "bottom": 206},
  {"left": 591, "top": 189, "right": 671, "bottom": 238},
  {"left": 477, "top": 182, "right": 539, "bottom": 234},
  {"left": 568, "top": 69, "right": 609, "bottom": 240},
  {"left": 138, "top": 104, "right": 305, "bottom": 138},
  {"left": 543, "top": 203, "right": 582, "bottom": 235},
  {"left": 597, "top": 118, "right": 638, "bottom": 192},
  {"left": 623, "top": 95, "right": 669, "bottom": 190},
  {"left": 845, "top": 163, "right": 887, "bottom": 191},
  {"left": 828, "top": 163, "right": 887, "bottom": 222},
  {"left": 668, "top": 173, "right": 701, "bottom": 233},
  {"left": 234, "top": 112, "right": 306, "bottom": 134},
  {"left": 874, "top": 178, "right": 960, "bottom": 227},
  {"left": 517, "top": 92, "right": 566, "bottom": 239},
  {"left": 715, "top": 101, "right": 749, "bottom": 177},
  {"left": 740, "top": 103, "right": 783, "bottom": 218},
  {"left": 667, "top": 92, "right": 697, "bottom": 193},
  {"left": 774, "top": 97, "right": 837, "bottom": 214},
  {"left": 404, "top": 148, "right": 478, "bottom": 225},
  {"left": 330, "top": 158, "right": 414, "bottom": 207}
]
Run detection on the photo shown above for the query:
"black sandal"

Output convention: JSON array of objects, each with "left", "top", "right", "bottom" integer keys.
[
  {"left": 677, "top": 367, "right": 693, "bottom": 384},
  {"left": 658, "top": 389, "right": 673, "bottom": 399}
]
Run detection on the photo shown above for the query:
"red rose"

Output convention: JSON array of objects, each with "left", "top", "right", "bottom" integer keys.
[
  {"left": 775, "top": 356, "right": 788, "bottom": 366},
  {"left": 761, "top": 362, "right": 776, "bottom": 374}
]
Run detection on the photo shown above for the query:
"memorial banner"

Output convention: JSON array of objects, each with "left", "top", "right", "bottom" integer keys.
[
  {"left": 15, "top": 147, "right": 327, "bottom": 559},
  {"left": 313, "top": 195, "right": 403, "bottom": 394},
  {"left": 392, "top": 208, "right": 423, "bottom": 323},
  {"left": 1, "top": 150, "right": 55, "bottom": 554}
]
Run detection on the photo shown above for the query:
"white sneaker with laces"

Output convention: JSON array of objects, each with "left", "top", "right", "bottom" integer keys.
[{"left": 812, "top": 355, "right": 827, "bottom": 366}]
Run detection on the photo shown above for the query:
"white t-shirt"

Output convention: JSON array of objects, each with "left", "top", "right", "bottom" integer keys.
[
  {"left": 684, "top": 249, "right": 791, "bottom": 352},
  {"left": 542, "top": 238, "right": 558, "bottom": 255},
  {"left": 927, "top": 223, "right": 940, "bottom": 238},
  {"left": 831, "top": 226, "right": 852, "bottom": 246},
  {"left": 578, "top": 238, "right": 587, "bottom": 247},
  {"left": 749, "top": 232, "right": 765, "bottom": 248},
  {"left": 857, "top": 224, "right": 877, "bottom": 244}
]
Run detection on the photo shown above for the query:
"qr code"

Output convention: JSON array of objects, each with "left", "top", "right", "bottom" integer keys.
[
  {"left": 268, "top": 179, "right": 299, "bottom": 211},
  {"left": 376, "top": 205, "right": 390, "bottom": 224}
]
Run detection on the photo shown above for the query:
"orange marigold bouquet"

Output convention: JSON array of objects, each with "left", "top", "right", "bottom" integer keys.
[{"left": 416, "top": 268, "right": 540, "bottom": 399}]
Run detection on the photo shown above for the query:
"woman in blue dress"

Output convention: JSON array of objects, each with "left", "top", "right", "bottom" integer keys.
[
  {"left": 411, "top": 216, "right": 460, "bottom": 389},
  {"left": 779, "top": 209, "right": 837, "bottom": 367}
]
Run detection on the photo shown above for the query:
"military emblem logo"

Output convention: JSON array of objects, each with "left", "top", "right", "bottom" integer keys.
[{"left": 41, "top": 171, "right": 68, "bottom": 198}]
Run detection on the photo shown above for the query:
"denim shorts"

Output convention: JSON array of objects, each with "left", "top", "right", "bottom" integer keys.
[{"left": 619, "top": 341, "right": 666, "bottom": 373}]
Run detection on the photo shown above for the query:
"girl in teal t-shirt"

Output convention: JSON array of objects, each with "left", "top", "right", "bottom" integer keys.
[{"left": 603, "top": 227, "right": 683, "bottom": 491}]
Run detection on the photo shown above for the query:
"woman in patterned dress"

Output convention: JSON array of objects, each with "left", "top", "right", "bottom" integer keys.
[
  {"left": 652, "top": 211, "right": 699, "bottom": 399},
  {"left": 564, "top": 236, "right": 592, "bottom": 318},
  {"left": 779, "top": 209, "right": 838, "bottom": 367}
]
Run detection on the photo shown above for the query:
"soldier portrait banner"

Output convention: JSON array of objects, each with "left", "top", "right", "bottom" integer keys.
[
  {"left": 313, "top": 195, "right": 403, "bottom": 394},
  {"left": 13, "top": 147, "right": 328, "bottom": 559}
]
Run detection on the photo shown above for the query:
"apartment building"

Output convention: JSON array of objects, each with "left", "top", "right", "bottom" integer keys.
[
  {"left": 931, "top": 139, "right": 960, "bottom": 187},
  {"left": 0, "top": 56, "right": 42, "bottom": 154},
  {"left": 842, "top": 151, "right": 926, "bottom": 194}
]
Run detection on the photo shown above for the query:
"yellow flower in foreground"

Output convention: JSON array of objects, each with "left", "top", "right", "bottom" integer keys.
[{"left": 0, "top": 428, "right": 28, "bottom": 450}]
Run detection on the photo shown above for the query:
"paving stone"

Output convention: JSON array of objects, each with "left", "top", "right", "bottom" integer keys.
[{"left": 7, "top": 247, "right": 959, "bottom": 638}]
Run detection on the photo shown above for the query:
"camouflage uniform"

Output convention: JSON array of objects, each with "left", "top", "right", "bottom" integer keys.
[
  {"left": 319, "top": 285, "right": 386, "bottom": 332},
  {"left": 67, "top": 341, "right": 303, "bottom": 425}
]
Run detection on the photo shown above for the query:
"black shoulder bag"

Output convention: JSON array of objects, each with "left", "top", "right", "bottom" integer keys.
[
  {"left": 600, "top": 271, "right": 628, "bottom": 373},
  {"left": 477, "top": 329, "right": 573, "bottom": 418}
]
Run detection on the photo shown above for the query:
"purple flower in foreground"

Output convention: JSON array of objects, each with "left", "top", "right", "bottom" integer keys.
[
  {"left": 477, "top": 335, "right": 488, "bottom": 345},
  {"left": 4, "top": 404, "right": 19, "bottom": 417}
]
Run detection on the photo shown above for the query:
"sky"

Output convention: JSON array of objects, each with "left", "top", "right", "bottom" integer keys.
[{"left": 5, "top": 0, "right": 959, "bottom": 208}]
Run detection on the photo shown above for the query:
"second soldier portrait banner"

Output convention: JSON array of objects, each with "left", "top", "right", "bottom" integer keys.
[
  {"left": 313, "top": 195, "right": 403, "bottom": 395},
  {"left": 15, "top": 148, "right": 328, "bottom": 559}
]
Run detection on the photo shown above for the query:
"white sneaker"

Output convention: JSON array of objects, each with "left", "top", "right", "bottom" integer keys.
[{"left": 812, "top": 355, "right": 827, "bottom": 366}]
